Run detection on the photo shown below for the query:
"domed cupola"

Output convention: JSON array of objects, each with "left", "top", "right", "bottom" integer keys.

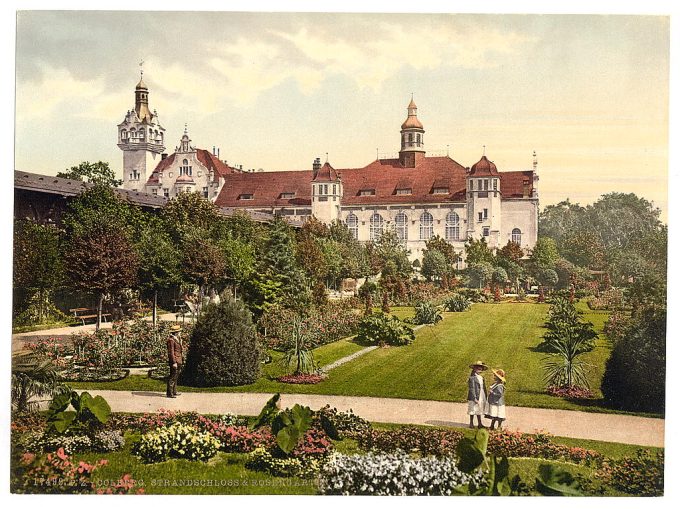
[
  {"left": 134, "top": 75, "right": 152, "bottom": 123},
  {"left": 469, "top": 155, "right": 499, "bottom": 176},
  {"left": 399, "top": 95, "right": 425, "bottom": 168}
]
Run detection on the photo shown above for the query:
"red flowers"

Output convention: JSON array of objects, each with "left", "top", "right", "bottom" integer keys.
[{"left": 276, "top": 373, "right": 326, "bottom": 384}]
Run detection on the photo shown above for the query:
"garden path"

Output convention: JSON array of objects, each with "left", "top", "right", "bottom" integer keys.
[{"left": 78, "top": 390, "right": 664, "bottom": 447}]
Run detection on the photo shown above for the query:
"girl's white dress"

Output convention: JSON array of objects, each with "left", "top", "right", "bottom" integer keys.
[
  {"left": 485, "top": 382, "right": 506, "bottom": 419},
  {"left": 467, "top": 373, "right": 487, "bottom": 415}
]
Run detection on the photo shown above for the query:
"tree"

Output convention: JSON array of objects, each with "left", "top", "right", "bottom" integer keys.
[
  {"left": 491, "top": 266, "right": 508, "bottom": 288},
  {"left": 57, "top": 161, "right": 122, "bottom": 187},
  {"left": 219, "top": 236, "right": 256, "bottom": 297},
  {"left": 63, "top": 224, "right": 139, "bottom": 329},
  {"left": 497, "top": 241, "right": 524, "bottom": 264},
  {"left": 181, "top": 227, "right": 226, "bottom": 315},
  {"left": 368, "top": 229, "right": 412, "bottom": 278},
  {"left": 421, "top": 249, "right": 448, "bottom": 283},
  {"left": 464, "top": 237, "right": 495, "bottom": 265},
  {"left": 13, "top": 221, "right": 65, "bottom": 324},
  {"left": 537, "top": 268, "right": 559, "bottom": 289},
  {"left": 424, "top": 235, "right": 459, "bottom": 265},
  {"left": 162, "top": 191, "right": 221, "bottom": 242},
  {"left": 467, "top": 262, "right": 493, "bottom": 289},
  {"left": 530, "top": 238, "right": 559, "bottom": 269},
  {"left": 181, "top": 294, "right": 261, "bottom": 387},
  {"left": 601, "top": 307, "right": 665, "bottom": 413},
  {"left": 136, "top": 219, "right": 182, "bottom": 327}
]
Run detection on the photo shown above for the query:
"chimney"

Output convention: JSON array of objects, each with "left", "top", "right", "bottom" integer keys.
[
  {"left": 212, "top": 146, "right": 215, "bottom": 155},
  {"left": 312, "top": 157, "right": 322, "bottom": 178},
  {"left": 217, "top": 147, "right": 220, "bottom": 159}
]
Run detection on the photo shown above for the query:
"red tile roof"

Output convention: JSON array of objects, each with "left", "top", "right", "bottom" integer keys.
[
  {"left": 146, "top": 149, "right": 236, "bottom": 185},
  {"left": 312, "top": 162, "right": 340, "bottom": 182},
  {"left": 469, "top": 155, "right": 499, "bottom": 176},
  {"left": 215, "top": 156, "right": 535, "bottom": 208}
]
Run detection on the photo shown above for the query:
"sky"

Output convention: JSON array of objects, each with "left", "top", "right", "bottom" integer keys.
[{"left": 13, "top": 10, "right": 670, "bottom": 220}]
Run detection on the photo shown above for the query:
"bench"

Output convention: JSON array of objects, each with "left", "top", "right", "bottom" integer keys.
[{"left": 69, "top": 308, "right": 111, "bottom": 326}]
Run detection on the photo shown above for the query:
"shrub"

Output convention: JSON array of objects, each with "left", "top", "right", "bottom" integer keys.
[
  {"left": 314, "top": 405, "right": 371, "bottom": 439},
  {"left": 603, "top": 311, "right": 631, "bottom": 345},
  {"left": 20, "top": 431, "right": 93, "bottom": 455},
  {"left": 245, "top": 447, "right": 323, "bottom": 478},
  {"left": 601, "top": 307, "right": 665, "bottom": 413},
  {"left": 319, "top": 451, "right": 483, "bottom": 495},
  {"left": 456, "top": 288, "right": 490, "bottom": 303},
  {"left": 355, "top": 312, "right": 415, "bottom": 346},
  {"left": 587, "top": 287, "right": 625, "bottom": 311},
  {"left": 357, "top": 426, "right": 463, "bottom": 456},
  {"left": 444, "top": 293, "right": 472, "bottom": 312},
  {"left": 597, "top": 450, "right": 664, "bottom": 496},
  {"left": 181, "top": 294, "right": 261, "bottom": 387},
  {"left": 411, "top": 301, "right": 443, "bottom": 325},
  {"left": 132, "top": 422, "right": 221, "bottom": 463}
]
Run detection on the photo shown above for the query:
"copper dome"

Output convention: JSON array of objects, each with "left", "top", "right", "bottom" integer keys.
[{"left": 469, "top": 155, "right": 499, "bottom": 176}]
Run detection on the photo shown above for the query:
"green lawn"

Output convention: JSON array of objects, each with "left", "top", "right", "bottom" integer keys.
[{"left": 70, "top": 301, "right": 651, "bottom": 415}]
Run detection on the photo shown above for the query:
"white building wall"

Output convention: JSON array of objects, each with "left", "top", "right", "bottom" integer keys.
[
  {"left": 499, "top": 199, "right": 539, "bottom": 253},
  {"left": 147, "top": 152, "right": 224, "bottom": 200},
  {"left": 122, "top": 150, "right": 162, "bottom": 191}
]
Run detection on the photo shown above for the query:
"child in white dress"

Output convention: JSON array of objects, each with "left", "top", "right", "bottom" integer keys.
[
  {"left": 467, "top": 361, "right": 488, "bottom": 429},
  {"left": 485, "top": 369, "right": 506, "bottom": 430}
]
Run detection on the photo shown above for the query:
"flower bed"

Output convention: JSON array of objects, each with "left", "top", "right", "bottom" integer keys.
[
  {"left": 245, "top": 447, "right": 323, "bottom": 478},
  {"left": 314, "top": 405, "right": 372, "bottom": 439},
  {"left": 59, "top": 367, "right": 129, "bottom": 382},
  {"left": 488, "top": 430, "right": 602, "bottom": 466},
  {"left": 596, "top": 450, "right": 664, "bottom": 496},
  {"left": 356, "top": 426, "right": 463, "bottom": 456},
  {"left": 194, "top": 416, "right": 275, "bottom": 453},
  {"left": 132, "top": 422, "right": 220, "bottom": 463},
  {"left": 546, "top": 385, "right": 595, "bottom": 400},
  {"left": 319, "top": 451, "right": 484, "bottom": 495},
  {"left": 276, "top": 373, "right": 326, "bottom": 384}
]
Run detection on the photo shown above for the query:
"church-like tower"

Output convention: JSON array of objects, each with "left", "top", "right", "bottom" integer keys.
[
  {"left": 466, "top": 154, "right": 502, "bottom": 249},
  {"left": 117, "top": 73, "right": 165, "bottom": 191},
  {"left": 399, "top": 96, "right": 425, "bottom": 168}
]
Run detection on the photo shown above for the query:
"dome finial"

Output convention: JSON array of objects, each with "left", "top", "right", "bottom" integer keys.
[
  {"left": 139, "top": 59, "right": 144, "bottom": 78},
  {"left": 483, "top": 144, "right": 486, "bottom": 156}
]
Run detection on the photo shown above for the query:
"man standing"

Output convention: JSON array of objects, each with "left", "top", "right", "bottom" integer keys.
[{"left": 166, "top": 324, "right": 183, "bottom": 398}]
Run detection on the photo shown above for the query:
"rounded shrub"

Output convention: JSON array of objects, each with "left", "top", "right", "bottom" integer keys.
[{"left": 181, "top": 294, "right": 261, "bottom": 386}]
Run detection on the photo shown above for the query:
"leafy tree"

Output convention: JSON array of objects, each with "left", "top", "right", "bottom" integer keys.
[
  {"left": 181, "top": 294, "right": 261, "bottom": 386},
  {"left": 368, "top": 229, "right": 412, "bottom": 278},
  {"left": 464, "top": 237, "right": 495, "bottom": 265},
  {"left": 162, "top": 191, "right": 221, "bottom": 242},
  {"left": 560, "top": 231, "right": 607, "bottom": 269},
  {"left": 136, "top": 218, "right": 182, "bottom": 326},
  {"left": 538, "top": 200, "right": 586, "bottom": 244},
  {"left": 491, "top": 266, "right": 508, "bottom": 287},
  {"left": 467, "top": 262, "right": 493, "bottom": 289},
  {"left": 537, "top": 268, "right": 559, "bottom": 289},
  {"left": 57, "top": 160, "right": 122, "bottom": 187},
  {"left": 181, "top": 227, "right": 226, "bottom": 314},
  {"left": 219, "top": 236, "right": 256, "bottom": 298},
  {"left": 497, "top": 240, "right": 524, "bottom": 264},
  {"left": 421, "top": 249, "right": 448, "bottom": 283},
  {"left": 601, "top": 307, "right": 665, "bottom": 413},
  {"left": 13, "top": 221, "right": 65, "bottom": 324},
  {"left": 63, "top": 224, "right": 139, "bottom": 329},
  {"left": 424, "top": 235, "right": 459, "bottom": 265},
  {"left": 530, "top": 238, "right": 559, "bottom": 269}
]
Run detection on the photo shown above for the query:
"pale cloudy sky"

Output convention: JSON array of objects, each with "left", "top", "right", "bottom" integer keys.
[{"left": 14, "top": 10, "right": 669, "bottom": 219}]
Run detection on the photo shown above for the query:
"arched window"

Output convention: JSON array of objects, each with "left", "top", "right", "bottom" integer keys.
[
  {"left": 395, "top": 212, "right": 408, "bottom": 241},
  {"left": 420, "top": 211, "right": 434, "bottom": 240},
  {"left": 180, "top": 158, "right": 192, "bottom": 176},
  {"left": 120, "top": 129, "right": 127, "bottom": 140},
  {"left": 370, "top": 213, "right": 384, "bottom": 241},
  {"left": 445, "top": 211, "right": 460, "bottom": 241},
  {"left": 346, "top": 213, "right": 359, "bottom": 240},
  {"left": 512, "top": 228, "right": 522, "bottom": 245}
]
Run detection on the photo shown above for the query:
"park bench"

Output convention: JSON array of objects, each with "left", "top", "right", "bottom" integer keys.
[{"left": 69, "top": 307, "right": 111, "bottom": 326}]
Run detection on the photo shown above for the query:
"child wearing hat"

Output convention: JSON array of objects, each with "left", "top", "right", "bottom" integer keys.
[
  {"left": 467, "top": 361, "right": 488, "bottom": 429},
  {"left": 485, "top": 369, "right": 506, "bottom": 430}
]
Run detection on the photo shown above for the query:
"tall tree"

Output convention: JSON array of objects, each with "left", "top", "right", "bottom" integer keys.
[
  {"left": 162, "top": 191, "right": 221, "bottom": 242},
  {"left": 63, "top": 224, "right": 139, "bottom": 329},
  {"left": 181, "top": 227, "right": 226, "bottom": 315},
  {"left": 57, "top": 161, "right": 122, "bottom": 187},
  {"left": 530, "top": 237, "right": 560, "bottom": 269},
  {"left": 464, "top": 237, "right": 495, "bottom": 265},
  {"left": 136, "top": 217, "right": 182, "bottom": 326},
  {"left": 13, "top": 221, "right": 65, "bottom": 324}
]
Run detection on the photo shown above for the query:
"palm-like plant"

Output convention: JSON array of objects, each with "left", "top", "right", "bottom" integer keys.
[
  {"left": 11, "top": 354, "right": 64, "bottom": 413},
  {"left": 542, "top": 331, "right": 592, "bottom": 389},
  {"left": 281, "top": 317, "right": 316, "bottom": 375}
]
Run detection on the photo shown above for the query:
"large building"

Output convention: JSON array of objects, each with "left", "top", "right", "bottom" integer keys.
[{"left": 118, "top": 77, "right": 539, "bottom": 262}]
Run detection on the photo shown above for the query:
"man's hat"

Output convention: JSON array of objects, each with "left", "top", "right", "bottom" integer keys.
[
  {"left": 170, "top": 324, "right": 182, "bottom": 332},
  {"left": 492, "top": 368, "right": 506, "bottom": 383},
  {"left": 469, "top": 360, "right": 488, "bottom": 370}
]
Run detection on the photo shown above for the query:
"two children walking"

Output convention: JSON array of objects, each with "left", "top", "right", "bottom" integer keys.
[{"left": 467, "top": 360, "right": 506, "bottom": 429}]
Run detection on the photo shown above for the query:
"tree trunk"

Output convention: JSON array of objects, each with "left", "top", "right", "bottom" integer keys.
[
  {"left": 152, "top": 289, "right": 158, "bottom": 328},
  {"left": 96, "top": 293, "right": 104, "bottom": 330}
]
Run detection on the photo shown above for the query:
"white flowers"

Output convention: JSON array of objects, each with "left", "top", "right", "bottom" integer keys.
[
  {"left": 319, "top": 451, "right": 483, "bottom": 495},
  {"left": 133, "top": 422, "right": 220, "bottom": 463}
]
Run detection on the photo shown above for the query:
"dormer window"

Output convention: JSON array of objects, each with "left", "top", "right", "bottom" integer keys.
[
  {"left": 432, "top": 187, "right": 449, "bottom": 194},
  {"left": 395, "top": 188, "right": 412, "bottom": 195},
  {"left": 359, "top": 189, "right": 376, "bottom": 196},
  {"left": 238, "top": 193, "right": 254, "bottom": 200},
  {"left": 280, "top": 192, "right": 295, "bottom": 199}
]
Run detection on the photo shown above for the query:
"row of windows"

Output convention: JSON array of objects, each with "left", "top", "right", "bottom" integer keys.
[
  {"left": 346, "top": 211, "right": 461, "bottom": 241},
  {"left": 403, "top": 133, "right": 422, "bottom": 145},
  {"left": 152, "top": 187, "right": 212, "bottom": 199},
  {"left": 469, "top": 178, "right": 498, "bottom": 191},
  {"left": 120, "top": 128, "right": 163, "bottom": 141},
  {"left": 346, "top": 213, "right": 523, "bottom": 244},
  {"left": 313, "top": 184, "right": 338, "bottom": 196}
]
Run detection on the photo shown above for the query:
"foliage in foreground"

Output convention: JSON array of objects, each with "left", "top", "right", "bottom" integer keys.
[
  {"left": 132, "top": 422, "right": 221, "bottom": 463},
  {"left": 411, "top": 301, "right": 443, "bottom": 325},
  {"left": 597, "top": 450, "right": 664, "bottom": 496}
]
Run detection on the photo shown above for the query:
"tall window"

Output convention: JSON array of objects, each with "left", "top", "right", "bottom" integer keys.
[
  {"left": 395, "top": 212, "right": 408, "bottom": 241},
  {"left": 370, "top": 213, "right": 384, "bottom": 241},
  {"left": 420, "top": 211, "right": 434, "bottom": 240},
  {"left": 512, "top": 228, "right": 522, "bottom": 245},
  {"left": 346, "top": 213, "right": 359, "bottom": 240},
  {"left": 445, "top": 211, "right": 460, "bottom": 241},
  {"left": 180, "top": 158, "right": 192, "bottom": 176}
]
